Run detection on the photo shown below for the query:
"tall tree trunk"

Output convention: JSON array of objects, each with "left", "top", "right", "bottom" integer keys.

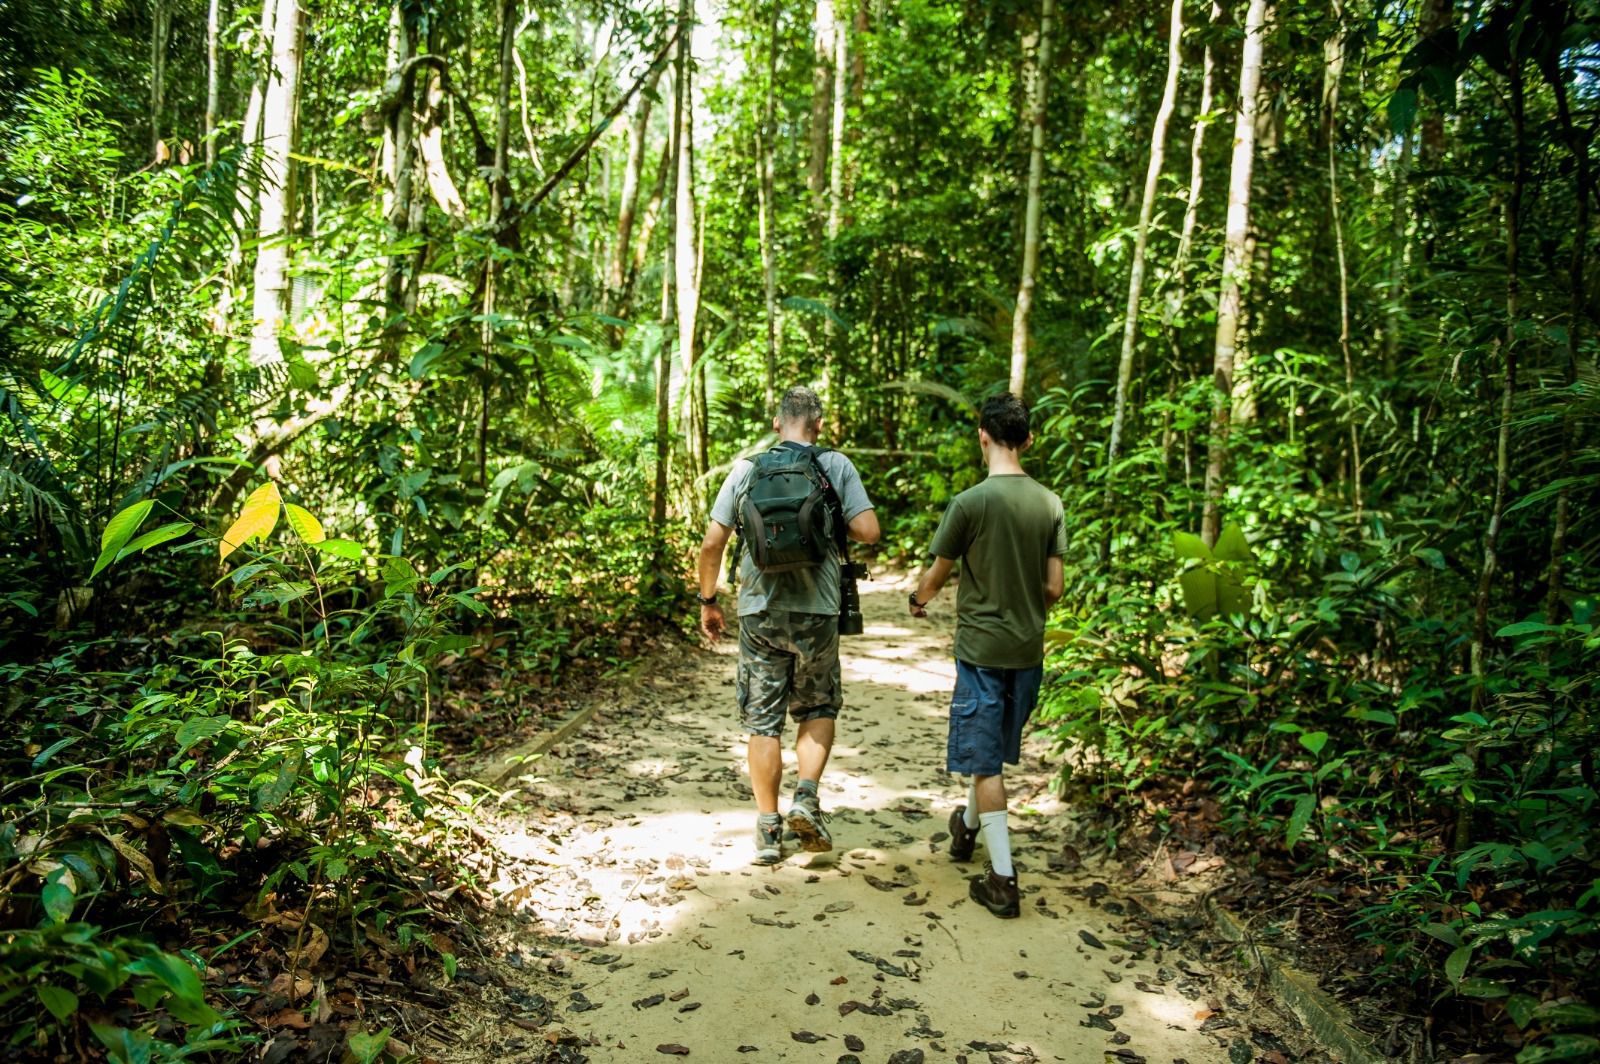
[
  {"left": 1324, "top": 3, "right": 1361, "bottom": 519},
  {"left": 1103, "top": 0, "right": 1183, "bottom": 557},
  {"left": 382, "top": 4, "right": 418, "bottom": 356},
  {"left": 1008, "top": 0, "right": 1055, "bottom": 399},
  {"left": 822, "top": 3, "right": 849, "bottom": 402},
  {"left": 655, "top": 72, "right": 680, "bottom": 534},
  {"left": 610, "top": 63, "right": 664, "bottom": 307},
  {"left": 808, "top": 0, "right": 836, "bottom": 247},
  {"left": 249, "top": 0, "right": 303, "bottom": 368},
  {"left": 1542, "top": 58, "right": 1591, "bottom": 625},
  {"left": 149, "top": 0, "right": 171, "bottom": 161},
  {"left": 478, "top": 0, "right": 515, "bottom": 488},
  {"left": 1463, "top": 61, "right": 1524, "bottom": 849},
  {"left": 758, "top": 0, "right": 782, "bottom": 413},
  {"left": 673, "top": 0, "right": 705, "bottom": 497},
  {"left": 417, "top": 61, "right": 467, "bottom": 219},
  {"left": 1161, "top": 1, "right": 1219, "bottom": 477},
  {"left": 1383, "top": 129, "right": 1412, "bottom": 378},
  {"left": 205, "top": 0, "right": 221, "bottom": 166},
  {"left": 1200, "top": 0, "right": 1267, "bottom": 547}
]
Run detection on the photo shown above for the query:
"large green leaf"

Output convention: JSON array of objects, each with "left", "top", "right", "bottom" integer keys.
[
  {"left": 91, "top": 499, "right": 154, "bottom": 577},
  {"left": 1285, "top": 792, "right": 1315, "bottom": 847},
  {"left": 1173, "top": 531, "right": 1211, "bottom": 560},
  {"left": 1213, "top": 524, "right": 1253, "bottom": 563},
  {"left": 116, "top": 521, "right": 193, "bottom": 561}
]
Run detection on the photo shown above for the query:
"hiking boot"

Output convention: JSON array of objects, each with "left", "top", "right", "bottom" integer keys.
[
  {"left": 969, "top": 864, "right": 1020, "bottom": 918},
  {"left": 947, "top": 805, "right": 978, "bottom": 862},
  {"left": 753, "top": 817, "right": 784, "bottom": 866},
  {"left": 786, "top": 792, "right": 833, "bottom": 853}
]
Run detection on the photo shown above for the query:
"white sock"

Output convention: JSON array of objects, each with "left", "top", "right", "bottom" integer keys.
[
  {"left": 963, "top": 781, "right": 980, "bottom": 829},
  {"left": 980, "top": 810, "right": 1013, "bottom": 877}
]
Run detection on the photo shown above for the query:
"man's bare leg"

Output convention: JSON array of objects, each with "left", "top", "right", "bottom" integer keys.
[
  {"left": 748, "top": 735, "right": 783, "bottom": 814},
  {"left": 794, "top": 717, "right": 835, "bottom": 784}
]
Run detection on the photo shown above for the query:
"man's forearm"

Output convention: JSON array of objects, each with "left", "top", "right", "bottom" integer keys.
[
  {"left": 914, "top": 557, "right": 955, "bottom": 604},
  {"left": 697, "top": 543, "right": 725, "bottom": 598}
]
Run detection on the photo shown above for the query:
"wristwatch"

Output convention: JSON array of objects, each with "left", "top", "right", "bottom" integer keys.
[
  {"left": 908, "top": 591, "right": 925, "bottom": 609},
  {"left": 697, "top": 592, "right": 719, "bottom": 605}
]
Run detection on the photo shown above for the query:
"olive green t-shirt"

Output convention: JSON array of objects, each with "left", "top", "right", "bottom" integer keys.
[{"left": 928, "top": 474, "right": 1067, "bottom": 669}]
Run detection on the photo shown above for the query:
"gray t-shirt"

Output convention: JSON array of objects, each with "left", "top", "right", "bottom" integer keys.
[{"left": 710, "top": 445, "right": 874, "bottom": 617}]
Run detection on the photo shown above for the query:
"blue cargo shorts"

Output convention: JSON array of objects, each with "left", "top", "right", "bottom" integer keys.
[
  {"left": 946, "top": 659, "right": 1044, "bottom": 776},
  {"left": 736, "top": 610, "right": 842, "bottom": 737}
]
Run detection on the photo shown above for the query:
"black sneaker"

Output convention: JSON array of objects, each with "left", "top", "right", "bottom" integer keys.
[
  {"left": 754, "top": 817, "right": 783, "bottom": 865},
  {"left": 969, "top": 863, "right": 1020, "bottom": 918},
  {"left": 786, "top": 792, "right": 833, "bottom": 853},
  {"left": 947, "top": 805, "right": 978, "bottom": 862}
]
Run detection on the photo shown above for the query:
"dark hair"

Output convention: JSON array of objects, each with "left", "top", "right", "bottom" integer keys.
[
  {"left": 778, "top": 385, "right": 824, "bottom": 424},
  {"left": 980, "top": 392, "right": 1031, "bottom": 449}
]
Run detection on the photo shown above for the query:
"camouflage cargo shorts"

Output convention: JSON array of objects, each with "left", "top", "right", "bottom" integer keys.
[{"left": 735, "top": 610, "right": 841, "bottom": 737}]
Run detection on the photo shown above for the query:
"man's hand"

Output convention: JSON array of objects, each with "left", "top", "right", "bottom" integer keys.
[{"left": 700, "top": 601, "right": 726, "bottom": 643}]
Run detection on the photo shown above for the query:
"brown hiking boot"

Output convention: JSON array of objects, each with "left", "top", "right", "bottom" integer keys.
[
  {"left": 969, "top": 864, "right": 1020, "bottom": 918},
  {"left": 947, "top": 805, "right": 977, "bottom": 862}
]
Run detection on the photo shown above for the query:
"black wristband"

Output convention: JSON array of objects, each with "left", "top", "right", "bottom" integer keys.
[
  {"left": 909, "top": 591, "right": 925, "bottom": 609},
  {"left": 697, "top": 592, "right": 718, "bottom": 605}
]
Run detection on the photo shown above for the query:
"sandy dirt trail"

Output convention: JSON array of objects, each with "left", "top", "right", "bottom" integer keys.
[{"left": 464, "top": 574, "right": 1297, "bottom": 1064}]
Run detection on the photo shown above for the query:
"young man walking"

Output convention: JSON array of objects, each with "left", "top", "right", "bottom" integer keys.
[
  {"left": 698, "top": 386, "right": 879, "bottom": 865},
  {"left": 909, "top": 393, "right": 1065, "bottom": 917}
]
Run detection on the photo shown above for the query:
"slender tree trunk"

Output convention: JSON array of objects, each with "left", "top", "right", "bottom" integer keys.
[
  {"left": 382, "top": 5, "right": 418, "bottom": 356},
  {"left": 673, "top": 0, "right": 704, "bottom": 496},
  {"left": 655, "top": 74, "right": 680, "bottom": 534},
  {"left": 1008, "top": 0, "right": 1055, "bottom": 399},
  {"left": 478, "top": 0, "right": 515, "bottom": 488},
  {"left": 205, "top": 0, "right": 221, "bottom": 166},
  {"left": 610, "top": 64, "right": 664, "bottom": 306},
  {"left": 822, "top": 3, "right": 849, "bottom": 402},
  {"left": 1161, "top": 1, "right": 1219, "bottom": 478},
  {"left": 150, "top": 0, "right": 171, "bottom": 161},
  {"left": 758, "top": 0, "right": 782, "bottom": 413},
  {"left": 1383, "top": 129, "right": 1412, "bottom": 377},
  {"left": 1200, "top": 0, "right": 1267, "bottom": 547},
  {"left": 1325, "top": 4, "right": 1361, "bottom": 519},
  {"left": 1170, "top": 1, "right": 1219, "bottom": 310},
  {"left": 1102, "top": 0, "right": 1182, "bottom": 556},
  {"left": 1543, "top": 63, "right": 1591, "bottom": 624},
  {"left": 249, "top": 0, "right": 303, "bottom": 367},
  {"left": 808, "top": 0, "right": 836, "bottom": 247},
  {"left": 1463, "top": 63, "right": 1524, "bottom": 849}
]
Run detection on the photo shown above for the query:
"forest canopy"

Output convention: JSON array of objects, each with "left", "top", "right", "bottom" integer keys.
[{"left": 1, "top": 0, "right": 1597, "bottom": 1060}]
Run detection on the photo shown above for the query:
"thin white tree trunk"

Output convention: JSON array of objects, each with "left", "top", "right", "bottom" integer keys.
[
  {"left": 808, "top": 0, "right": 836, "bottom": 246},
  {"left": 758, "top": 0, "right": 781, "bottom": 413},
  {"left": 673, "top": 0, "right": 703, "bottom": 488},
  {"left": 1103, "top": 0, "right": 1183, "bottom": 542},
  {"left": 205, "top": 0, "right": 221, "bottom": 166},
  {"left": 250, "top": 0, "right": 303, "bottom": 367},
  {"left": 1008, "top": 0, "right": 1055, "bottom": 399},
  {"left": 822, "top": 5, "right": 848, "bottom": 401},
  {"left": 1200, "top": 0, "right": 1267, "bottom": 546}
]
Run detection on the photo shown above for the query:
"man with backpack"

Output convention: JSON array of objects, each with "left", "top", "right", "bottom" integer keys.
[
  {"left": 907, "top": 393, "right": 1065, "bottom": 917},
  {"left": 697, "top": 386, "right": 879, "bottom": 865}
]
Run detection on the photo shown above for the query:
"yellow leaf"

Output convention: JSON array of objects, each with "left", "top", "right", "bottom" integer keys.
[
  {"left": 284, "top": 503, "right": 325, "bottom": 544},
  {"left": 220, "top": 481, "right": 282, "bottom": 562}
]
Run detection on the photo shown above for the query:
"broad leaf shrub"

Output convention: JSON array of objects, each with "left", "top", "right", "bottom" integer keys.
[
  {"left": 0, "top": 491, "right": 489, "bottom": 1059},
  {"left": 1035, "top": 408, "right": 1599, "bottom": 1061}
]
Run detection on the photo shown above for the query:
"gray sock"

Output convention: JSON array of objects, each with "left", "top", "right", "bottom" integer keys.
[
  {"left": 795, "top": 779, "right": 819, "bottom": 802},
  {"left": 758, "top": 812, "right": 782, "bottom": 829}
]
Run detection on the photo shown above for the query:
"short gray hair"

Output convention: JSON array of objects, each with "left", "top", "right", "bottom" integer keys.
[{"left": 778, "top": 386, "right": 823, "bottom": 424}]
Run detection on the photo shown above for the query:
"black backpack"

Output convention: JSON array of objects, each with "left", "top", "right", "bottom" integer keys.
[{"left": 735, "top": 444, "right": 842, "bottom": 573}]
